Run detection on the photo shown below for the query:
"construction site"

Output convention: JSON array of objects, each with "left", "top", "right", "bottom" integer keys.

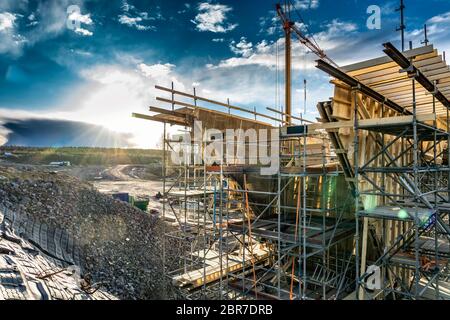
[{"left": 133, "top": 2, "right": 450, "bottom": 300}]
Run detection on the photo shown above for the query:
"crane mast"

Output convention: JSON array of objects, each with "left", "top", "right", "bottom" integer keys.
[{"left": 275, "top": 2, "right": 337, "bottom": 124}]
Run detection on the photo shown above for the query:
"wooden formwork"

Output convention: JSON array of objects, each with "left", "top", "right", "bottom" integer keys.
[{"left": 315, "top": 43, "right": 450, "bottom": 299}]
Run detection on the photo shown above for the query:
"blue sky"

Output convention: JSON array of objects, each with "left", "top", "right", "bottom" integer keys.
[{"left": 0, "top": 0, "right": 449, "bottom": 148}]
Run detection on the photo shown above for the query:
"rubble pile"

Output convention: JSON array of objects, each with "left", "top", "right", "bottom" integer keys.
[{"left": 0, "top": 165, "right": 180, "bottom": 300}]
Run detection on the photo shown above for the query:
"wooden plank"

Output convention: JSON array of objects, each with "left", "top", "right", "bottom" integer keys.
[
  {"left": 132, "top": 112, "right": 189, "bottom": 126},
  {"left": 156, "top": 96, "right": 278, "bottom": 126},
  {"left": 308, "top": 114, "right": 436, "bottom": 131},
  {"left": 393, "top": 95, "right": 433, "bottom": 104},
  {"left": 155, "top": 85, "right": 284, "bottom": 124},
  {"left": 149, "top": 106, "right": 191, "bottom": 118},
  {"left": 342, "top": 45, "right": 435, "bottom": 73},
  {"left": 371, "top": 73, "right": 450, "bottom": 91},
  {"left": 172, "top": 245, "right": 269, "bottom": 289},
  {"left": 354, "top": 57, "right": 444, "bottom": 82}
]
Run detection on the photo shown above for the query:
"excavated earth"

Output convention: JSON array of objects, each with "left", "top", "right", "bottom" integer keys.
[{"left": 0, "top": 165, "right": 182, "bottom": 300}]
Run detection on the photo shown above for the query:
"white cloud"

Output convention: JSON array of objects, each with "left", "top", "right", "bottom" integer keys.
[
  {"left": 294, "top": 22, "right": 307, "bottom": 32},
  {"left": 212, "top": 38, "right": 224, "bottom": 42},
  {"left": 212, "top": 39, "right": 277, "bottom": 69},
  {"left": 138, "top": 62, "right": 185, "bottom": 91},
  {"left": 13, "top": 1, "right": 96, "bottom": 42},
  {"left": 0, "top": 58, "right": 193, "bottom": 148},
  {"left": 401, "top": 11, "right": 450, "bottom": 60},
  {"left": 0, "top": 12, "right": 16, "bottom": 31},
  {"left": 138, "top": 63, "right": 175, "bottom": 78},
  {"left": 258, "top": 12, "right": 280, "bottom": 36},
  {"left": 118, "top": 15, "right": 155, "bottom": 31},
  {"left": 74, "top": 27, "right": 93, "bottom": 36},
  {"left": 71, "top": 62, "right": 189, "bottom": 147},
  {"left": 428, "top": 12, "right": 450, "bottom": 24},
  {"left": 68, "top": 11, "right": 93, "bottom": 26},
  {"left": 26, "top": 13, "right": 38, "bottom": 27},
  {"left": 66, "top": 8, "right": 94, "bottom": 36},
  {"left": 399, "top": 11, "right": 450, "bottom": 56},
  {"left": 65, "top": 10, "right": 94, "bottom": 37},
  {"left": 294, "top": 0, "right": 320, "bottom": 10},
  {"left": 230, "top": 37, "right": 253, "bottom": 57},
  {"left": 191, "top": 2, "right": 237, "bottom": 33},
  {"left": 212, "top": 36, "right": 313, "bottom": 70},
  {"left": 118, "top": 0, "right": 162, "bottom": 31},
  {"left": 313, "top": 19, "right": 358, "bottom": 51},
  {"left": 423, "top": 11, "right": 450, "bottom": 38},
  {"left": 24, "top": 1, "right": 77, "bottom": 42},
  {"left": 0, "top": 12, "right": 27, "bottom": 56},
  {"left": 212, "top": 17, "right": 360, "bottom": 70}
]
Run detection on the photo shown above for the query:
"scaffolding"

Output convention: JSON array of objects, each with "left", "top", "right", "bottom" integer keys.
[
  {"left": 142, "top": 84, "right": 358, "bottom": 300},
  {"left": 133, "top": 42, "right": 450, "bottom": 300},
  {"left": 316, "top": 43, "right": 450, "bottom": 300}
]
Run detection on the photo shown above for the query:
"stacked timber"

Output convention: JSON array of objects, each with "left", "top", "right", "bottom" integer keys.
[{"left": 172, "top": 243, "right": 270, "bottom": 290}]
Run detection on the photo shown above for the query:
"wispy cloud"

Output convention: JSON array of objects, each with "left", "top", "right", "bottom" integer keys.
[
  {"left": 230, "top": 37, "right": 253, "bottom": 57},
  {"left": 118, "top": 0, "right": 162, "bottom": 31},
  {"left": 294, "top": 0, "right": 320, "bottom": 10},
  {"left": 191, "top": 2, "right": 237, "bottom": 33},
  {"left": 26, "top": 12, "right": 38, "bottom": 27},
  {"left": 0, "top": 1, "right": 95, "bottom": 57},
  {"left": 405, "top": 11, "right": 450, "bottom": 55},
  {"left": 210, "top": 16, "right": 360, "bottom": 71},
  {"left": 118, "top": 15, "right": 155, "bottom": 31},
  {"left": 1, "top": 61, "right": 175, "bottom": 148},
  {"left": 258, "top": 12, "right": 278, "bottom": 36},
  {"left": 0, "top": 11, "right": 27, "bottom": 56},
  {"left": 428, "top": 11, "right": 450, "bottom": 24},
  {"left": 177, "top": 3, "right": 191, "bottom": 15},
  {"left": 0, "top": 11, "right": 16, "bottom": 31},
  {"left": 68, "top": 10, "right": 93, "bottom": 36}
]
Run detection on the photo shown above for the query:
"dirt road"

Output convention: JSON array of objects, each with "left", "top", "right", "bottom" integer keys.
[
  {"left": 93, "top": 165, "right": 163, "bottom": 210},
  {"left": 105, "top": 164, "right": 137, "bottom": 180}
]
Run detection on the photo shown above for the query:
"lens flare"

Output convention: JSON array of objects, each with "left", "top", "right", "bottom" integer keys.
[
  {"left": 363, "top": 195, "right": 377, "bottom": 212},
  {"left": 397, "top": 209, "right": 409, "bottom": 219}
]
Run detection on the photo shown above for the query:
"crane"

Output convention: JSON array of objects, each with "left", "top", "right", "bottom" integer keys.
[{"left": 275, "top": 2, "right": 338, "bottom": 124}]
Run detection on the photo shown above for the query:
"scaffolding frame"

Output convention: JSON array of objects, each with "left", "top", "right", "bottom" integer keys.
[
  {"left": 133, "top": 43, "right": 450, "bottom": 301},
  {"left": 351, "top": 74, "right": 450, "bottom": 300},
  {"left": 151, "top": 84, "right": 358, "bottom": 300},
  {"left": 316, "top": 43, "right": 450, "bottom": 300}
]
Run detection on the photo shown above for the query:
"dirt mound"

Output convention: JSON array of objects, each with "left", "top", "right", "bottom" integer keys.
[{"left": 0, "top": 165, "right": 179, "bottom": 300}]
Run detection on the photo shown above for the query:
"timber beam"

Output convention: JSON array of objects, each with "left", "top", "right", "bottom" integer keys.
[
  {"left": 308, "top": 114, "right": 436, "bottom": 131},
  {"left": 149, "top": 106, "right": 192, "bottom": 119},
  {"left": 316, "top": 59, "right": 412, "bottom": 115},
  {"left": 132, "top": 112, "right": 190, "bottom": 127},
  {"left": 383, "top": 42, "right": 450, "bottom": 110}
]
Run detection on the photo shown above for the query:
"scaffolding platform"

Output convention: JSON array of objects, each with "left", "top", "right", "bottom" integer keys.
[
  {"left": 171, "top": 245, "right": 270, "bottom": 291},
  {"left": 167, "top": 188, "right": 215, "bottom": 197},
  {"left": 409, "top": 237, "right": 450, "bottom": 258},
  {"left": 135, "top": 41, "right": 450, "bottom": 299},
  {"left": 227, "top": 218, "right": 355, "bottom": 249},
  {"left": 358, "top": 119, "right": 449, "bottom": 141},
  {"left": 414, "top": 278, "right": 450, "bottom": 300},
  {"left": 280, "top": 163, "right": 341, "bottom": 175},
  {"left": 358, "top": 205, "right": 436, "bottom": 222}
]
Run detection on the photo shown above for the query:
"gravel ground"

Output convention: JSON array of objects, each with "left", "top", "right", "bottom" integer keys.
[{"left": 0, "top": 165, "right": 182, "bottom": 300}]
